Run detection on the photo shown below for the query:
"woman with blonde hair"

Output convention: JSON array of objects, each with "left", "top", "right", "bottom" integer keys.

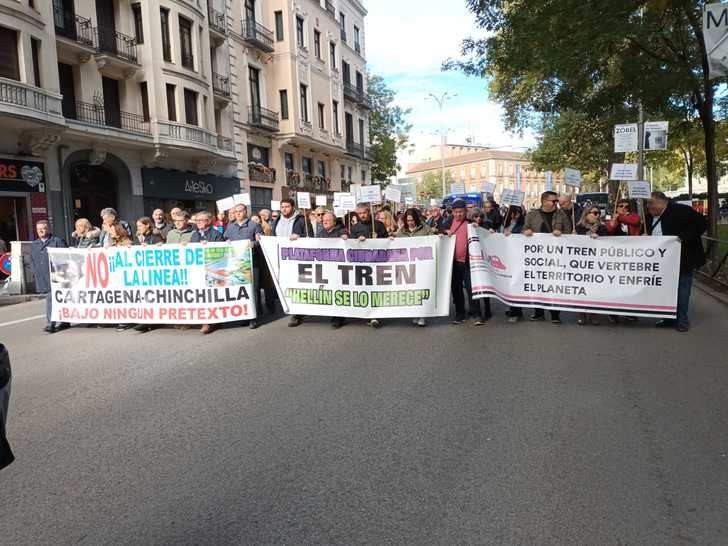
[
  {"left": 71, "top": 218, "right": 100, "bottom": 248},
  {"left": 575, "top": 204, "right": 608, "bottom": 325}
]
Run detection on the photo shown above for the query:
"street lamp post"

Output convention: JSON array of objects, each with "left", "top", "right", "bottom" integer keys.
[{"left": 426, "top": 92, "right": 457, "bottom": 199}]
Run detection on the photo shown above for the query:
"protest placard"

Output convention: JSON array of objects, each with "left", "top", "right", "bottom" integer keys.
[
  {"left": 564, "top": 168, "right": 582, "bottom": 188},
  {"left": 627, "top": 180, "right": 652, "bottom": 199},
  {"left": 260, "top": 236, "right": 455, "bottom": 319},
  {"left": 297, "top": 192, "right": 311, "bottom": 209},
  {"left": 614, "top": 123, "right": 639, "bottom": 153},
  {"left": 315, "top": 195, "right": 328, "bottom": 207},
  {"left": 480, "top": 182, "right": 496, "bottom": 194},
  {"left": 271, "top": 200, "right": 280, "bottom": 211},
  {"left": 610, "top": 163, "right": 639, "bottom": 180},
  {"left": 359, "top": 185, "right": 381, "bottom": 203},
  {"left": 467, "top": 226, "right": 680, "bottom": 318},
  {"left": 450, "top": 182, "right": 466, "bottom": 194},
  {"left": 384, "top": 186, "right": 402, "bottom": 203},
  {"left": 216, "top": 197, "right": 235, "bottom": 212},
  {"left": 47, "top": 242, "right": 256, "bottom": 324},
  {"left": 500, "top": 188, "right": 526, "bottom": 206},
  {"left": 233, "top": 193, "right": 251, "bottom": 206},
  {"left": 644, "top": 121, "right": 669, "bottom": 150}
]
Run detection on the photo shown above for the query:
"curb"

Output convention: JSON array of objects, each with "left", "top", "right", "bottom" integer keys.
[
  {"left": 695, "top": 280, "right": 728, "bottom": 307},
  {"left": 0, "top": 295, "right": 44, "bottom": 307}
]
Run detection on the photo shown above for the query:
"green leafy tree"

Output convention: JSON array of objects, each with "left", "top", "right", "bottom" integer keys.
[
  {"left": 417, "top": 169, "right": 453, "bottom": 200},
  {"left": 367, "top": 73, "right": 412, "bottom": 184},
  {"left": 445, "top": 0, "right": 727, "bottom": 235}
]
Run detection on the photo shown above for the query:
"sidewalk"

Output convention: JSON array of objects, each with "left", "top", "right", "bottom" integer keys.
[{"left": 0, "top": 295, "right": 44, "bottom": 307}]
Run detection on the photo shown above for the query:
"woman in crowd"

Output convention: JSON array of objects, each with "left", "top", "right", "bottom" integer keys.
[
  {"left": 376, "top": 210, "right": 397, "bottom": 235},
  {"left": 483, "top": 199, "right": 503, "bottom": 231},
  {"left": 469, "top": 209, "right": 487, "bottom": 229},
  {"left": 71, "top": 218, "right": 100, "bottom": 248},
  {"left": 133, "top": 217, "right": 164, "bottom": 245},
  {"left": 502, "top": 205, "right": 526, "bottom": 323},
  {"left": 344, "top": 211, "right": 359, "bottom": 233},
  {"left": 607, "top": 199, "right": 642, "bottom": 236},
  {"left": 575, "top": 204, "right": 608, "bottom": 325},
  {"left": 213, "top": 211, "right": 227, "bottom": 234},
  {"left": 393, "top": 208, "right": 433, "bottom": 327}
]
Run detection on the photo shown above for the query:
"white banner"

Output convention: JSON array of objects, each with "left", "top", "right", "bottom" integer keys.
[
  {"left": 614, "top": 124, "right": 639, "bottom": 153},
  {"left": 260, "top": 236, "right": 455, "bottom": 318},
  {"left": 468, "top": 226, "right": 680, "bottom": 318},
  {"left": 564, "top": 167, "right": 582, "bottom": 188},
  {"left": 644, "top": 121, "right": 669, "bottom": 151},
  {"left": 610, "top": 163, "right": 639, "bottom": 181},
  {"left": 47, "top": 242, "right": 257, "bottom": 324}
]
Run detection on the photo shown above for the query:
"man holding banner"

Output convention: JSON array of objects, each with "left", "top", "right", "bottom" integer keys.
[
  {"left": 225, "top": 204, "right": 263, "bottom": 328},
  {"left": 523, "top": 191, "right": 563, "bottom": 323},
  {"left": 646, "top": 192, "right": 707, "bottom": 332}
]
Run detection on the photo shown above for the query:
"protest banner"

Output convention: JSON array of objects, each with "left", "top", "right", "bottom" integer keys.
[
  {"left": 614, "top": 124, "right": 639, "bottom": 153},
  {"left": 360, "top": 184, "right": 381, "bottom": 203},
  {"left": 610, "top": 163, "right": 639, "bottom": 180},
  {"left": 47, "top": 242, "right": 257, "bottom": 324},
  {"left": 500, "top": 188, "right": 526, "bottom": 206},
  {"left": 297, "top": 192, "right": 311, "bottom": 209},
  {"left": 627, "top": 180, "right": 652, "bottom": 199},
  {"left": 233, "top": 193, "right": 251, "bottom": 206},
  {"left": 480, "top": 182, "right": 496, "bottom": 195},
  {"left": 564, "top": 168, "right": 582, "bottom": 188},
  {"left": 467, "top": 226, "right": 680, "bottom": 318},
  {"left": 260, "top": 236, "right": 455, "bottom": 319},
  {"left": 384, "top": 186, "right": 401, "bottom": 203}
]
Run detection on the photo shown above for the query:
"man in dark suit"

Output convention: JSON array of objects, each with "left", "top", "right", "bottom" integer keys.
[
  {"left": 30, "top": 220, "right": 68, "bottom": 334},
  {"left": 646, "top": 192, "right": 707, "bottom": 332}
]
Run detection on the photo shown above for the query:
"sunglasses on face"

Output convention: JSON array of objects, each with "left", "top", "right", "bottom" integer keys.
[
  {"left": 588, "top": 210, "right": 600, "bottom": 215},
  {"left": 616, "top": 204, "right": 628, "bottom": 209}
]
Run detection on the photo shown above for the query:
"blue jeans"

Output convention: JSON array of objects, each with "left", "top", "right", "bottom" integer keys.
[{"left": 676, "top": 271, "right": 693, "bottom": 328}]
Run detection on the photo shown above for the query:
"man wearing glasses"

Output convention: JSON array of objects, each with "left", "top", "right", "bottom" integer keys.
[{"left": 523, "top": 191, "right": 563, "bottom": 323}]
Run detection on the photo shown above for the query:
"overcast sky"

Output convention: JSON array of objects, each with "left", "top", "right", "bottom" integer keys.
[{"left": 364, "top": 0, "right": 536, "bottom": 175}]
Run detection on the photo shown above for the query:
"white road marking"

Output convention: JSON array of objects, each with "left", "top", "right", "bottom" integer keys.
[{"left": 0, "top": 315, "right": 45, "bottom": 328}]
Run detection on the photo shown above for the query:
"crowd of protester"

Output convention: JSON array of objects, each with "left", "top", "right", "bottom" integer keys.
[{"left": 30, "top": 190, "right": 706, "bottom": 335}]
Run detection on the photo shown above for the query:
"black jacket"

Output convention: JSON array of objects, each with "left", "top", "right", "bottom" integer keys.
[
  {"left": 646, "top": 202, "right": 707, "bottom": 273},
  {"left": 350, "top": 218, "right": 388, "bottom": 239},
  {"left": 0, "top": 344, "right": 13, "bottom": 470},
  {"left": 190, "top": 228, "right": 225, "bottom": 243},
  {"left": 319, "top": 223, "right": 347, "bottom": 238},
  {"left": 272, "top": 214, "right": 310, "bottom": 237},
  {"left": 133, "top": 233, "right": 164, "bottom": 245},
  {"left": 30, "top": 235, "right": 67, "bottom": 293}
]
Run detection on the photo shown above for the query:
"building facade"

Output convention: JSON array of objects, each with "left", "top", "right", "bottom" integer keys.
[
  {"left": 0, "top": 0, "right": 371, "bottom": 242},
  {"left": 406, "top": 146, "right": 566, "bottom": 210}
]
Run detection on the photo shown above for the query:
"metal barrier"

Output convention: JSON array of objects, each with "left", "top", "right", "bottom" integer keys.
[{"left": 699, "top": 235, "right": 728, "bottom": 287}]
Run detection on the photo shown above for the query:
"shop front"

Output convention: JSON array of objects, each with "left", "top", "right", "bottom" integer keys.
[
  {"left": 0, "top": 156, "right": 49, "bottom": 243},
  {"left": 142, "top": 168, "right": 241, "bottom": 216}
]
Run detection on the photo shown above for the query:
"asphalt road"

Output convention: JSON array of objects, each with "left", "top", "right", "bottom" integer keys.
[{"left": 1, "top": 292, "right": 727, "bottom": 545}]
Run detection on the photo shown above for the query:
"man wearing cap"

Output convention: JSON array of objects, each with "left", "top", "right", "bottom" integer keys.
[{"left": 447, "top": 199, "right": 473, "bottom": 324}]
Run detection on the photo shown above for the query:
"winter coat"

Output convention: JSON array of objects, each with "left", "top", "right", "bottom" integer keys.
[
  {"left": 0, "top": 343, "right": 13, "bottom": 470},
  {"left": 575, "top": 223, "right": 609, "bottom": 237},
  {"left": 133, "top": 232, "right": 164, "bottom": 245},
  {"left": 98, "top": 220, "right": 132, "bottom": 247},
  {"left": 553, "top": 208, "right": 575, "bottom": 234},
  {"left": 394, "top": 223, "right": 432, "bottom": 238},
  {"left": 224, "top": 219, "right": 263, "bottom": 242},
  {"left": 524, "top": 209, "right": 557, "bottom": 234},
  {"left": 606, "top": 213, "right": 642, "bottom": 236},
  {"left": 319, "top": 223, "right": 347, "bottom": 239},
  {"left": 165, "top": 225, "right": 195, "bottom": 245},
  {"left": 30, "top": 235, "right": 66, "bottom": 293},
  {"left": 73, "top": 228, "right": 101, "bottom": 248},
  {"left": 646, "top": 202, "right": 707, "bottom": 274},
  {"left": 190, "top": 227, "right": 225, "bottom": 243},
  {"left": 350, "top": 217, "right": 388, "bottom": 239},
  {"left": 272, "top": 214, "right": 310, "bottom": 238},
  {"left": 426, "top": 215, "right": 449, "bottom": 233}
]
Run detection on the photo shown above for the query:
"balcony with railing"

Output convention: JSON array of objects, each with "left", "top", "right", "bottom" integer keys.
[
  {"left": 345, "top": 140, "right": 364, "bottom": 158},
  {"left": 67, "top": 100, "right": 150, "bottom": 137},
  {"left": 340, "top": 179, "right": 351, "bottom": 192},
  {"left": 0, "top": 77, "right": 65, "bottom": 127},
  {"left": 324, "top": 0, "right": 336, "bottom": 18},
  {"left": 54, "top": 6, "right": 97, "bottom": 51},
  {"left": 241, "top": 20, "right": 274, "bottom": 53},
  {"left": 95, "top": 27, "right": 139, "bottom": 78},
  {"left": 343, "top": 81, "right": 371, "bottom": 109},
  {"left": 212, "top": 72, "right": 231, "bottom": 98},
  {"left": 208, "top": 6, "right": 227, "bottom": 38},
  {"left": 249, "top": 163, "right": 276, "bottom": 184},
  {"left": 249, "top": 106, "right": 279, "bottom": 132},
  {"left": 157, "top": 121, "right": 233, "bottom": 157}
]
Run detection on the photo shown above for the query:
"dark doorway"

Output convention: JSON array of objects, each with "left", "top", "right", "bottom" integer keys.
[
  {"left": 0, "top": 196, "right": 30, "bottom": 242},
  {"left": 102, "top": 76, "right": 121, "bottom": 128},
  {"left": 345, "top": 112, "right": 353, "bottom": 145},
  {"left": 96, "top": 0, "right": 116, "bottom": 53},
  {"left": 58, "top": 63, "right": 76, "bottom": 119},
  {"left": 70, "top": 163, "right": 118, "bottom": 222}
]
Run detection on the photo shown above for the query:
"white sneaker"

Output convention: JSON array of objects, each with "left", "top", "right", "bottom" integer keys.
[{"left": 416, "top": 318, "right": 426, "bottom": 327}]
